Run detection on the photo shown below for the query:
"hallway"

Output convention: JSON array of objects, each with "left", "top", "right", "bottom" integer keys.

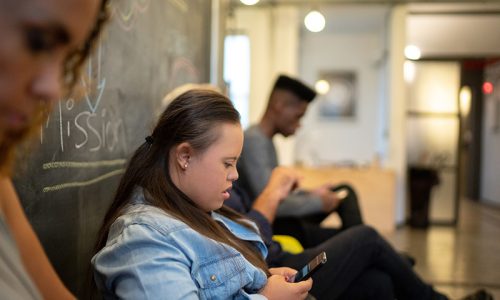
[{"left": 385, "top": 199, "right": 500, "bottom": 299}]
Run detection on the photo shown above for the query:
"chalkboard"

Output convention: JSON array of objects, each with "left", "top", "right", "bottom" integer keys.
[{"left": 13, "top": 0, "right": 212, "bottom": 297}]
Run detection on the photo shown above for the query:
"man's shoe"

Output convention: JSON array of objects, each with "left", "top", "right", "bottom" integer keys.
[
  {"left": 399, "top": 251, "right": 416, "bottom": 267},
  {"left": 460, "top": 289, "right": 494, "bottom": 300}
]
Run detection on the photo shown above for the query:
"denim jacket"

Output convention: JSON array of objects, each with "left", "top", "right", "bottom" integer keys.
[{"left": 92, "top": 189, "right": 268, "bottom": 300}]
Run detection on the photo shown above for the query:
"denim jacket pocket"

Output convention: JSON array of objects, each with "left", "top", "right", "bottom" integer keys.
[{"left": 194, "top": 253, "right": 253, "bottom": 299}]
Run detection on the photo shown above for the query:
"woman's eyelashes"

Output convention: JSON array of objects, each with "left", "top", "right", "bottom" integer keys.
[
  {"left": 25, "top": 28, "right": 55, "bottom": 53},
  {"left": 224, "top": 161, "right": 236, "bottom": 168},
  {"left": 24, "top": 25, "right": 69, "bottom": 54}
]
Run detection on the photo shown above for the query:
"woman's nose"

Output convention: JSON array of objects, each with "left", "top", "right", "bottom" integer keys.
[
  {"left": 228, "top": 169, "right": 239, "bottom": 182},
  {"left": 31, "top": 60, "right": 63, "bottom": 104}
]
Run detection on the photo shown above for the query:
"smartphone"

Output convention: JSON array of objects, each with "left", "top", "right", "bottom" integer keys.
[
  {"left": 293, "top": 251, "right": 327, "bottom": 282},
  {"left": 331, "top": 187, "right": 349, "bottom": 200}
]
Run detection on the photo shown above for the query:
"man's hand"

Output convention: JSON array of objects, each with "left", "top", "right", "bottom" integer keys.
[
  {"left": 252, "top": 167, "right": 301, "bottom": 222},
  {"left": 310, "top": 183, "right": 344, "bottom": 213},
  {"left": 266, "top": 167, "right": 302, "bottom": 200}
]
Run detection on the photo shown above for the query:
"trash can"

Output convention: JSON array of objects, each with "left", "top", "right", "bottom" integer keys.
[{"left": 408, "top": 166, "right": 440, "bottom": 228}]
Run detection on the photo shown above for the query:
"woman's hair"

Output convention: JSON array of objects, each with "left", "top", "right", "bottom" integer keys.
[
  {"left": 0, "top": 0, "right": 110, "bottom": 175},
  {"left": 64, "top": 0, "right": 111, "bottom": 93},
  {"left": 93, "top": 89, "right": 269, "bottom": 279}
]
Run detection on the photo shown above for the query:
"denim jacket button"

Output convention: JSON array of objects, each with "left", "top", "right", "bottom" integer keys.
[{"left": 210, "top": 275, "right": 217, "bottom": 281}]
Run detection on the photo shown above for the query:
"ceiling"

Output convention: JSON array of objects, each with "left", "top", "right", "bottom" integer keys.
[
  {"left": 231, "top": 0, "right": 500, "bottom": 6},
  {"left": 230, "top": 0, "right": 500, "bottom": 58}
]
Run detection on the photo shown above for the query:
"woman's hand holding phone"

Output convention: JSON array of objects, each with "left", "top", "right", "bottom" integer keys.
[
  {"left": 261, "top": 267, "right": 312, "bottom": 300},
  {"left": 293, "top": 252, "right": 327, "bottom": 282}
]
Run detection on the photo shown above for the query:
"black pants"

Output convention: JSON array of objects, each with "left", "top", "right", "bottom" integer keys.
[
  {"left": 278, "top": 225, "right": 446, "bottom": 300},
  {"left": 273, "top": 184, "right": 363, "bottom": 248}
]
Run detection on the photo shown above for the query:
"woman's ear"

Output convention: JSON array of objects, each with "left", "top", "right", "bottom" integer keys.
[{"left": 174, "top": 142, "right": 192, "bottom": 170}]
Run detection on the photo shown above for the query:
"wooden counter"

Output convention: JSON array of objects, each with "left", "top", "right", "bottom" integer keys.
[{"left": 294, "top": 166, "right": 396, "bottom": 233}]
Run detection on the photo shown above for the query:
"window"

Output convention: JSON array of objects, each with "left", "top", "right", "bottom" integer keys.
[{"left": 223, "top": 35, "right": 250, "bottom": 128}]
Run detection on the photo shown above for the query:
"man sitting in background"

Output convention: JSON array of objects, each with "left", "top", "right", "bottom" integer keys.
[{"left": 237, "top": 74, "right": 363, "bottom": 247}]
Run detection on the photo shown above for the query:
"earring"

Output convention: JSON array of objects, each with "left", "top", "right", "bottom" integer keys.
[{"left": 184, "top": 163, "right": 188, "bottom": 169}]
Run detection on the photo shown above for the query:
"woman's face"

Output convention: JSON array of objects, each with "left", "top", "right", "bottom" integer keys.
[
  {"left": 0, "top": 0, "right": 100, "bottom": 144},
  {"left": 181, "top": 123, "right": 243, "bottom": 212}
]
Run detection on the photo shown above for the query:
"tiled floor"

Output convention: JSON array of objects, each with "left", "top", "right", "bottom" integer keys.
[{"left": 384, "top": 199, "right": 500, "bottom": 299}]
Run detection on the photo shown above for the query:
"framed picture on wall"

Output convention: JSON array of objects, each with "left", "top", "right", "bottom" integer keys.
[{"left": 316, "top": 71, "right": 357, "bottom": 119}]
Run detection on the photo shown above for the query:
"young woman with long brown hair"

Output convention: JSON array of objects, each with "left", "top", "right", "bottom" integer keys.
[{"left": 91, "top": 89, "right": 312, "bottom": 299}]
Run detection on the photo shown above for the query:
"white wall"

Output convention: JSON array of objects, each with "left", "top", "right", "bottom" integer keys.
[
  {"left": 407, "top": 14, "right": 500, "bottom": 58},
  {"left": 387, "top": 5, "right": 408, "bottom": 225},
  {"left": 296, "top": 26, "right": 386, "bottom": 166},
  {"left": 233, "top": 8, "right": 273, "bottom": 125},
  {"left": 296, "top": 5, "right": 408, "bottom": 223},
  {"left": 233, "top": 6, "right": 300, "bottom": 166},
  {"left": 296, "top": 5, "right": 391, "bottom": 166},
  {"left": 481, "top": 61, "right": 500, "bottom": 204}
]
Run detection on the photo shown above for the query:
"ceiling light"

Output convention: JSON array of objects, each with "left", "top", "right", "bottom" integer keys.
[
  {"left": 405, "top": 45, "right": 421, "bottom": 60},
  {"left": 459, "top": 86, "right": 472, "bottom": 118},
  {"left": 315, "top": 79, "right": 330, "bottom": 95},
  {"left": 240, "top": 0, "right": 260, "bottom": 5},
  {"left": 304, "top": 10, "right": 325, "bottom": 33}
]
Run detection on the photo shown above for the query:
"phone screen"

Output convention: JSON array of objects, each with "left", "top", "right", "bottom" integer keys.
[
  {"left": 293, "top": 251, "right": 327, "bottom": 282},
  {"left": 330, "top": 187, "right": 349, "bottom": 200}
]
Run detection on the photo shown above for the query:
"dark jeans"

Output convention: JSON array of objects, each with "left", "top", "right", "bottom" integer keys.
[
  {"left": 273, "top": 184, "right": 363, "bottom": 248},
  {"left": 278, "top": 225, "right": 445, "bottom": 300}
]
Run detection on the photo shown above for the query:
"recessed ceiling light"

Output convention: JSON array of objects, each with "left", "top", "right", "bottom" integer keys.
[
  {"left": 405, "top": 45, "right": 421, "bottom": 60},
  {"left": 304, "top": 10, "right": 326, "bottom": 33},
  {"left": 240, "top": 0, "right": 260, "bottom": 5},
  {"left": 315, "top": 79, "right": 330, "bottom": 95}
]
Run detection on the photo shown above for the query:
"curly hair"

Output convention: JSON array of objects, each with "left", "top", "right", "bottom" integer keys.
[
  {"left": 0, "top": 0, "right": 111, "bottom": 175},
  {"left": 64, "top": 0, "right": 111, "bottom": 93}
]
